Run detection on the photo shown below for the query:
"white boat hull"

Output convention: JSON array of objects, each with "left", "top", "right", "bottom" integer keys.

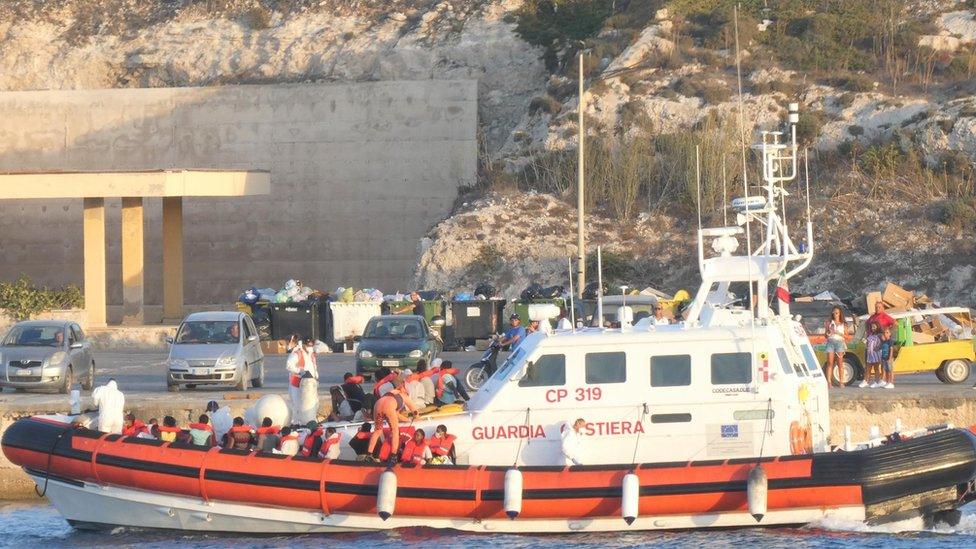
[{"left": 30, "top": 472, "right": 867, "bottom": 534}]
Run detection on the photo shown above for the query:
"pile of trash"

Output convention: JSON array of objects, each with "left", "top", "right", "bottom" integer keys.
[{"left": 335, "top": 287, "right": 384, "bottom": 303}]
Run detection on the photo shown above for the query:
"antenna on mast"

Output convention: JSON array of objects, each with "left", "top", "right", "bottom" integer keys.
[
  {"left": 567, "top": 257, "right": 577, "bottom": 332},
  {"left": 722, "top": 153, "right": 728, "bottom": 227},
  {"left": 695, "top": 145, "right": 702, "bottom": 233},
  {"left": 733, "top": 4, "right": 756, "bottom": 319}
]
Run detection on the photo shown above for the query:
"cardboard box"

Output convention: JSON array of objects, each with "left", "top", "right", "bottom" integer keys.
[
  {"left": 260, "top": 340, "right": 287, "bottom": 355},
  {"left": 911, "top": 331, "right": 936, "bottom": 344},
  {"left": 882, "top": 283, "right": 914, "bottom": 310},
  {"left": 865, "top": 291, "right": 883, "bottom": 312}
]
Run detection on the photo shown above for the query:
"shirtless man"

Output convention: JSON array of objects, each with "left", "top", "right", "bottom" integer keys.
[{"left": 366, "top": 378, "right": 418, "bottom": 462}]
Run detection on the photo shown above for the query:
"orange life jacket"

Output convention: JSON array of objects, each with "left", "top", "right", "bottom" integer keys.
[
  {"left": 373, "top": 373, "right": 397, "bottom": 396},
  {"left": 290, "top": 350, "right": 317, "bottom": 388},
  {"left": 435, "top": 368, "right": 460, "bottom": 398},
  {"left": 400, "top": 439, "right": 429, "bottom": 465},
  {"left": 122, "top": 420, "right": 150, "bottom": 437},
  {"left": 256, "top": 426, "right": 280, "bottom": 435},
  {"left": 300, "top": 428, "right": 324, "bottom": 457},
  {"left": 345, "top": 375, "right": 364, "bottom": 384},
  {"left": 227, "top": 425, "right": 254, "bottom": 449},
  {"left": 157, "top": 425, "right": 181, "bottom": 442},
  {"left": 428, "top": 433, "right": 456, "bottom": 456},
  {"left": 318, "top": 433, "right": 342, "bottom": 459},
  {"left": 188, "top": 422, "right": 212, "bottom": 432},
  {"left": 277, "top": 434, "right": 299, "bottom": 451}
]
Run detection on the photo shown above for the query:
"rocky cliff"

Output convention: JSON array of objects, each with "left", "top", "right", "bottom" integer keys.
[{"left": 2, "top": 0, "right": 974, "bottom": 304}]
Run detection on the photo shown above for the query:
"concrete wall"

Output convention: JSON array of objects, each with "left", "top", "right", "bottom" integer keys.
[{"left": 0, "top": 82, "right": 476, "bottom": 311}]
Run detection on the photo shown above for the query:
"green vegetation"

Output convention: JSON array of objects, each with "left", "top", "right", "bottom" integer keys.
[
  {"left": 470, "top": 243, "right": 506, "bottom": 276},
  {"left": 942, "top": 199, "right": 976, "bottom": 230},
  {"left": 0, "top": 276, "right": 84, "bottom": 321}
]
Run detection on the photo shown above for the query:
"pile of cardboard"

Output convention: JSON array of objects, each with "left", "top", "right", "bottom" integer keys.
[{"left": 864, "top": 282, "right": 934, "bottom": 314}]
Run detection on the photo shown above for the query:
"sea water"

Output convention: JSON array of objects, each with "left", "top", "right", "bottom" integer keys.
[{"left": 1, "top": 502, "right": 974, "bottom": 548}]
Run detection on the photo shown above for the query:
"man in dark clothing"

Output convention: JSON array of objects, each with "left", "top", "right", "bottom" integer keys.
[
  {"left": 341, "top": 372, "right": 367, "bottom": 412},
  {"left": 394, "top": 292, "right": 424, "bottom": 316}
]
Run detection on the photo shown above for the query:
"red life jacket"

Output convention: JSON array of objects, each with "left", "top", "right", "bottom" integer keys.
[
  {"left": 256, "top": 426, "right": 280, "bottom": 435},
  {"left": 435, "top": 368, "right": 460, "bottom": 398},
  {"left": 373, "top": 373, "right": 397, "bottom": 396},
  {"left": 123, "top": 420, "right": 149, "bottom": 437},
  {"left": 318, "top": 433, "right": 343, "bottom": 459},
  {"left": 188, "top": 422, "right": 212, "bottom": 432},
  {"left": 227, "top": 425, "right": 254, "bottom": 449},
  {"left": 290, "top": 350, "right": 316, "bottom": 388},
  {"left": 345, "top": 375, "right": 365, "bottom": 384},
  {"left": 353, "top": 431, "right": 371, "bottom": 441},
  {"left": 300, "top": 428, "right": 324, "bottom": 457},
  {"left": 400, "top": 439, "right": 429, "bottom": 464},
  {"left": 428, "top": 433, "right": 456, "bottom": 456},
  {"left": 378, "top": 426, "right": 415, "bottom": 461}
]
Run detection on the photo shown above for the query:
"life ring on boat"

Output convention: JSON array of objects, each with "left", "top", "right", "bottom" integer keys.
[
  {"left": 789, "top": 420, "right": 814, "bottom": 455},
  {"left": 789, "top": 421, "right": 807, "bottom": 455}
]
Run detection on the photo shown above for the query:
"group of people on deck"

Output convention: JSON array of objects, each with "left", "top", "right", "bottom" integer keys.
[{"left": 822, "top": 301, "right": 897, "bottom": 389}]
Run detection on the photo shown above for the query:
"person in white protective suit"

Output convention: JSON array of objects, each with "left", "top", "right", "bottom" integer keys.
[
  {"left": 560, "top": 418, "right": 586, "bottom": 466},
  {"left": 286, "top": 338, "right": 319, "bottom": 419},
  {"left": 92, "top": 379, "right": 125, "bottom": 434}
]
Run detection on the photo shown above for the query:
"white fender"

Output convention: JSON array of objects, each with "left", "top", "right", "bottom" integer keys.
[
  {"left": 504, "top": 468, "right": 523, "bottom": 519},
  {"left": 377, "top": 468, "right": 397, "bottom": 521},
  {"left": 747, "top": 465, "right": 768, "bottom": 522},
  {"left": 621, "top": 472, "right": 639, "bottom": 525}
]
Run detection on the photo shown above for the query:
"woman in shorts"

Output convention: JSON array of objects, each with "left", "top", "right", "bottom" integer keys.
[{"left": 823, "top": 305, "right": 848, "bottom": 387}]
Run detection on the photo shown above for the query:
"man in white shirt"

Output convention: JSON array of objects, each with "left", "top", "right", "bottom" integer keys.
[
  {"left": 560, "top": 418, "right": 586, "bottom": 466},
  {"left": 286, "top": 338, "right": 319, "bottom": 419}
]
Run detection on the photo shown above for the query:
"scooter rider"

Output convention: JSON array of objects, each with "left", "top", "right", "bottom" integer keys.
[{"left": 499, "top": 313, "right": 526, "bottom": 351}]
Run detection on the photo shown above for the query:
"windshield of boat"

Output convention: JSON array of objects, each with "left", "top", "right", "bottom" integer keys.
[
  {"left": 1, "top": 324, "right": 65, "bottom": 347},
  {"left": 491, "top": 346, "right": 527, "bottom": 382},
  {"left": 175, "top": 321, "right": 239, "bottom": 344},
  {"left": 363, "top": 318, "right": 424, "bottom": 339}
]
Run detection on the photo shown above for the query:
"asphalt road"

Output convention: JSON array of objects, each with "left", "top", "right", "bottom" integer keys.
[
  {"left": 0, "top": 350, "right": 973, "bottom": 407},
  {"left": 0, "top": 350, "right": 484, "bottom": 397}
]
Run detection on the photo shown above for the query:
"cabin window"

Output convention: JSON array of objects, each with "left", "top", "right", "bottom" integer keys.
[
  {"left": 800, "top": 345, "right": 823, "bottom": 377},
  {"left": 650, "top": 355, "right": 691, "bottom": 387},
  {"left": 775, "top": 348, "right": 794, "bottom": 375},
  {"left": 585, "top": 352, "right": 626, "bottom": 384},
  {"left": 710, "top": 352, "right": 752, "bottom": 385},
  {"left": 651, "top": 413, "right": 692, "bottom": 423},
  {"left": 518, "top": 354, "right": 566, "bottom": 387},
  {"left": 734, "top": 409, "right": 775, "bottom": 421}
]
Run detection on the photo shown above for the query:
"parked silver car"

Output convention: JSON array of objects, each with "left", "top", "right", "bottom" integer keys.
[
  {"left": 0, "top": 320, "right": 95, "bottom": 394},
  {"left": 166, "top": 311, "right": 265, "bottom": 392}
]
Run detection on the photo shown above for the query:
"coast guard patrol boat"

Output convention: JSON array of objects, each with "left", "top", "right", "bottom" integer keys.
[{"left": 4, "top": 105, "right": 975, "bottom": 534}]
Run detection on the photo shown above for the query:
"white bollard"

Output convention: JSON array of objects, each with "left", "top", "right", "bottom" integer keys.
[
  {"left": 621, "top": 472, "right": 640, "bottom": 525},
  {"left": 869, "top": 425, "right": 880, "bottom": 440},
  {"left": 376, "top": 468, "right": 397, "bottom": 521},
  {"left": 843, "top": 425, "right": 853, "bottom": 452},
  {"left": 69, "top": 389, "right": 81, "bottom": 415},
  {"left": 894, "top": 418, "right": 903, "bottom": 433},
  {"left": 747, "top": 465, "right": 768, "bottom": 522},
  {"left": 504, "top": 468, "right": 523, "bottom": 519}
]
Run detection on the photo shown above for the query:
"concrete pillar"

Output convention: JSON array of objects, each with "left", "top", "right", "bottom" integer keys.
[
  {"left": 83, "top": 198, "right": 107, "bottom": 328},
  {"left": 121, "top": 197, "right": 145, "bottom": 325},
  {"left": 162, "top": 196, "right": 184, "bottom": 322}
]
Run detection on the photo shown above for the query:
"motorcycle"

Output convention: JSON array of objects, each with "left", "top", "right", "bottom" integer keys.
[{"left": 463, "top": 338, "right": 502, "bottom": 391}]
